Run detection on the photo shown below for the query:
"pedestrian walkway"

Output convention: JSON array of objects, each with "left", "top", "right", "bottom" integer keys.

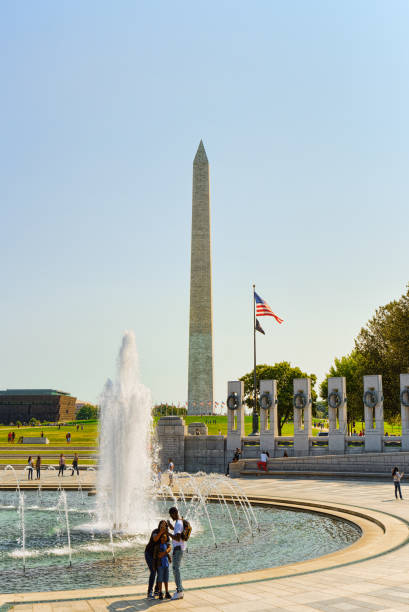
[
  {"left": 3, "top": 477, "right": 409, "bottom": 611},
  {"left": 0, "top": 468, "right": 96, "bottom": 489}
]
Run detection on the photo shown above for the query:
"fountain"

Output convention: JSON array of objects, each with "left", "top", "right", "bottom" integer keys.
[
  {"left": 96, "top": 331, "right": 153, "bottom": 533},
  {"left": 0, "top": 332, "right": 362, "bottom": 595}
]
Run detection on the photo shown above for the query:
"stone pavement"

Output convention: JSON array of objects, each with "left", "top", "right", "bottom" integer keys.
[
  {"left": 4, "top": 477, "right": 409, "bottom": 611},
  {"left": 0, "top": 467, "right": 96, "bottom": 489}
]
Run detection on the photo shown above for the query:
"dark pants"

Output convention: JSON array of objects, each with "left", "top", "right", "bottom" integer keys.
[
  {"left": 144, "top": 550, "right": 157, "bottom": 594},
  {"left": 36, "top": 468, "right": 41, "bottom": 479},
  {"left": 72, "top": 465, "right": 79, "bottom": 476},
  {"left": 58, "top": 465, "right": 65, "bottom": 476},
  {"left": 28, "top": 467, "right": 33, "bottom": 480},
  {"left": 394, "top": 481, "right": 403, "bottom": 499}
]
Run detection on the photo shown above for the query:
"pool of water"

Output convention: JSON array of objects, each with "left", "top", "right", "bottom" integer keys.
[{"left": 0, "top": 490, "right": 360, "bottom": 594}]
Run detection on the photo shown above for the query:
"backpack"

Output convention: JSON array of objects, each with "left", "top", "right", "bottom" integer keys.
[{"left": 181, "top": 518, "right": 192, "bottom": 541}]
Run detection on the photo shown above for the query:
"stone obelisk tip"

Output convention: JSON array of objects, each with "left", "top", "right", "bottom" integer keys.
[{"left": 194, "top": 140, "right": 208, "bottom": 164}]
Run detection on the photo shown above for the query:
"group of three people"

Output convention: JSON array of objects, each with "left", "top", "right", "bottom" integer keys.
[{"left": 145, "top": 506, "right": 186, "bottom": 601}]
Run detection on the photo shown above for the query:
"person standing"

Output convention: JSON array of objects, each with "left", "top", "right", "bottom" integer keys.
[
  {"left": 145, "top": 520, "right": 168, "bottom": 599},
  {"left": 168, "top": 458, "right": 174, "bottom": 486},
  {"left": 392, "top": 467, "right": 404, "bottom": 499},
  {"left": 58, "top": 453, "right": 66, "bottom": 477},
  {"left": 257, "top": 451, "right": 268, "bottom": 472},
  {"left": 71, "top": 453, "right": 79, "bottom": 476},
  {"left": 167, "top": 506, "right": 185, "bottom": 600},
  {"left": 27, "top": 456, "right": 34, "bottom": 480},
  {"left": 154, "top": 532, "right": 172, "bottom": 600},
  {"left": 35, "top": 456, "right": 41, "bottom": 479}
]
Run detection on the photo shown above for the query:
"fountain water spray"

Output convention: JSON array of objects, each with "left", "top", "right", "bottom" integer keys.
[
  {"left": 76, "top": 473, "right": 85, "bottom": 505},
  {"left": 96, "top": 331, "right": 153, "bottom": 533},
  {"left": 108, "top": 516, "right": 115, "bottom": 563},
  {"left": 18, "top": 492, "right": 26, "bottom": 573},
  {"left": 5, "top": 465, "right": 21, "bottom": 503},
  {"left": 37, "top": 482, "right": 42, "bottom": 505},
  {"left": 57, "top": 490, "right": 72, "bottom": 567}
]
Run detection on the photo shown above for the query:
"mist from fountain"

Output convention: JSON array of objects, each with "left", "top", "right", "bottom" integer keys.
[{"left": 96, "top": 331, "right": 153, "bottom": 533}]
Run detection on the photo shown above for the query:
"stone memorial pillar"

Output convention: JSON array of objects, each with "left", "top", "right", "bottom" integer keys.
[
  {"left": 259, "top": 379, "right": 278, "bottom": 457},
  {"left": 327, "top": 376, "right": 347, "bottom": 454},
  {"left": 363, "top": 375, "right": 384, "bottom": 453},
  {"left": 400, "top": 374, "right": 409, "bottom": 451},
  {"left": 293, "top": 378, "right": 312, "bottom": 456},
  {"left": 226, "top": 381, "right": 245, "bottom": 458},
  {"left": 156, "top": 416, "right": 187, "bottom": 471}
]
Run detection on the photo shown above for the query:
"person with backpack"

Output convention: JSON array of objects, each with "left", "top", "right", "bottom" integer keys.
[{"left": 167, "top": 506, "right": 191, "bottom": 600}]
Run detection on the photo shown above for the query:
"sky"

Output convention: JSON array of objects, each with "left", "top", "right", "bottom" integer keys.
[{"left": 0, "top": 1, "right": 408, "bottom": 406}]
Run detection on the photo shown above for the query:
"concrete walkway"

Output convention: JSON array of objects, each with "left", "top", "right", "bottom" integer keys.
[
  {"left": 0, "top": 468, "right": 96, "bottom": 489},
  {"left": 3, "top": 477, "right": 409, "bottom": 611}
]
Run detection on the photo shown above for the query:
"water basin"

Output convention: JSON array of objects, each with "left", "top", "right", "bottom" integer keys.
[{"left": 0, "top": 490, "right": 360, "bottom": 594}]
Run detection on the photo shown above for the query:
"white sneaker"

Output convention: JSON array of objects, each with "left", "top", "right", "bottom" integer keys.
[{"left": 171, "top": 592, "right": 184, "bottom": 600}]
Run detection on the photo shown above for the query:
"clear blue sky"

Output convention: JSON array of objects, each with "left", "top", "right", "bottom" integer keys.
[{"left": 1, "top": 1, "right": 408, "bottom": 406}]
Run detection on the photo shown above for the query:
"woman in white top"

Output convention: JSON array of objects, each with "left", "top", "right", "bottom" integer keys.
[
  {"left": 392, "top": 466, "right": 404, "bottom": 500},
  {"left": 27, "top": 456, "right": 34, "bottom": 481}
]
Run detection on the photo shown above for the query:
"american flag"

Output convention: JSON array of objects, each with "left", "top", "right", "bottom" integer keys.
[{"left": 255, "top": 291, "right": 283, "bottom": 324}]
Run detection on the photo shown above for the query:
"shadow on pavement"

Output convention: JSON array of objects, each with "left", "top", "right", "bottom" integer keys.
[{"left": 107, "top": 598, "right": 169, "bottom": 611}]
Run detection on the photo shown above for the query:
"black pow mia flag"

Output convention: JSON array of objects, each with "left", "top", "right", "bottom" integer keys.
[{"left": 255, "top": 318, "right": 265, "bottom": 335}]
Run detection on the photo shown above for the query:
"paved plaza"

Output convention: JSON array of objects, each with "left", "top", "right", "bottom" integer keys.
[
  {"left": 0, "top": 468, "right": 96, "bottom": 490},
  {"left": 2, "top": 476, "right": 409, "bottom": 611}
]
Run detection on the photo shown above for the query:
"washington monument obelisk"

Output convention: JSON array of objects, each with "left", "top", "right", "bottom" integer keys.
[{"left": 187, "top": 141, "right": 214, "bottom": 415}]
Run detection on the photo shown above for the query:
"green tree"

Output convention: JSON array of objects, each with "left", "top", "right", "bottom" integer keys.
[
  {"left": 320, "top": 351, "right": 365, "bottom": 432},
  {"left": 77, "top": 404, "right": 99, "bottom": 420},
  {"left": 240, "top": 362, "right": 317, "bottom": 435},
  {"left": 354, "top": 284, "right": 409, "bottom": 421},
  {"left": 152, "top": 404, "right": 187, "bottom": 417}
]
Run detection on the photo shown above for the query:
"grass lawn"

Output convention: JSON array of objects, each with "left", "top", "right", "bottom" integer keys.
[
  {"left": 0, "top": 417, "right": 402, "bottom": 453},
  {"left": 0, "top": 422, "right": 98, "bottom": 446},
  {"left": 154, "top": 415, "right": 324, "bottom": 436},
  {"left": 154, "top": 415, "right": 403, "bottom": 437}
]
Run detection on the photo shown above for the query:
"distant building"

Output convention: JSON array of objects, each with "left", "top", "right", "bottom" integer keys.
[{"left": 0, "top": 389, "right": 77, "bottom": 424}]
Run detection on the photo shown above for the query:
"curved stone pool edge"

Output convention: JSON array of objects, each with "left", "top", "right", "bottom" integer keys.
[{"left": 0, "top": 495, "right": 406, "bottom": 609}]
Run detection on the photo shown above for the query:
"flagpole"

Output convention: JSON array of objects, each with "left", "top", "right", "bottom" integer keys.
[{"left": 252, "top": 283, "right": 258, "bottom": 435}]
